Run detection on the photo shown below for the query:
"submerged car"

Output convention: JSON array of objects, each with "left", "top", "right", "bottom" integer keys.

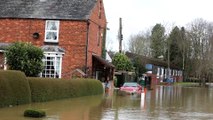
[{"left": 120, "top": 82, "right": 142, "bottom": 94}]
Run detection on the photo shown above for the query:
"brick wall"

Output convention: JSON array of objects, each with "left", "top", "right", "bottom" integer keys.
[
  {"left": 59, "top": 21, "right": 88, "bottom": 78},
  {"left": 87, "top": 0, "right": 107, "bottom": 75},
  {"left": 0, "top": 19, "right": 44, "bottom": 46}
]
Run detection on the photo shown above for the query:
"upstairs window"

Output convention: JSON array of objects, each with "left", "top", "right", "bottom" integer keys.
[{"left": 45, "top": 20, "right": 60, "bottom": 42}]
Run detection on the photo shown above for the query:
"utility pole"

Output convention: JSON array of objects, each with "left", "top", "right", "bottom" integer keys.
[
  {"left": 167, "top": 46, "right": 170, "bottom": 79},
  {"left": 166, "top": 37, "right": 171, "bottom": 81},
  {"left": 118, "top": 18, "right": 123, "bottom": 53}
]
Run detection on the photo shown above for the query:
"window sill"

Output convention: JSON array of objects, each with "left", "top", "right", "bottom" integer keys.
[{"left": 44, "top": 40, "right": 59, "bottom": 43}]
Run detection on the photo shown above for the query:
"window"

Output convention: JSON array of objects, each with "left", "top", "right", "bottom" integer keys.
[
  {"left": 45, "top": 20, "right": 60, "bottom": 42},
  {"left": 41, "top": 53, "right": 62, "bottom": 78}
]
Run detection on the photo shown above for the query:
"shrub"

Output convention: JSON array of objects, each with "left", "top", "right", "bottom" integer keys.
[
  {"left": 5, "top": 42, "right": 44, "bottom": 77},
  {"left": 0, "top": 70, "right": 31, "bottom": 108},
  {"left": 24, "top": 109, "right": 46, "bottom": 118},
  {"left": 28, "top": 77, "right": 103, "bottom": 102},
  {"left": 112, "top": 53, "right": 133, "bottom": 71}
]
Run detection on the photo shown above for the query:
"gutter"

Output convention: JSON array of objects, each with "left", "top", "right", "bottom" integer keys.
[{"left": 85, "top": 20, "right": 90, "bottom": 75}]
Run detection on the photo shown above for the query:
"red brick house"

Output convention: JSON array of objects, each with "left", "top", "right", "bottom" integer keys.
[{"left": 0, "top": 0, "right": 114, "bottom": 81}]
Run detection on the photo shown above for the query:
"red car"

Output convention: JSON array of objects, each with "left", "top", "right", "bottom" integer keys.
[{"left": 120, "top": 82, "right": 142, "bottom": 94}]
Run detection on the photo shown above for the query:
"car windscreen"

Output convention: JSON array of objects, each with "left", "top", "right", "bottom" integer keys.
[{"left": 123, "top": 83, "right": 138, "bottom": 87}]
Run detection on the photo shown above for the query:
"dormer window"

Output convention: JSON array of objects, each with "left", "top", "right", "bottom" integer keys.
[{"left": 45, "top": 20, "right": 60, "bottom": 43}]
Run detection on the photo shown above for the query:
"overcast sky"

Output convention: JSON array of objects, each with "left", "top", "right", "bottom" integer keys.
[{"left": 103, "top": 0, "right": 213, "bottom": 52}]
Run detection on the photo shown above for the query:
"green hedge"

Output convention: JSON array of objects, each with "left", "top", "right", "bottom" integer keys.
[
  {"left": 28, "top": 77, "right": 104, "bottom": 102},
  {"left": 0, "top": 70, "right": 31, "bottom": 108},
  {"left": 0, "top": 70, "right": 103, "bottom": 107}
]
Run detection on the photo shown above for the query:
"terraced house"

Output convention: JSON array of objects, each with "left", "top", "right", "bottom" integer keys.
[{"left": 0, "top": 0, "right": 114, "bottom": 81}]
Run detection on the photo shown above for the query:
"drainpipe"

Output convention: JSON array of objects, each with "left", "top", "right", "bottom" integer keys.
[{"left": 85, "top": 20, "right": 90, "bottom": 76}]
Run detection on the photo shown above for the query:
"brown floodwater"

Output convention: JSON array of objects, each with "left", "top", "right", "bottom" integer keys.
[{"left": 0, "top": 85, "right": 213, "bottom": 120}]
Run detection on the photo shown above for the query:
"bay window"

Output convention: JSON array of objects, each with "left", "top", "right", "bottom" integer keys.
[{"left": 41, "top": 53, "right": 63, "bottom": 78}]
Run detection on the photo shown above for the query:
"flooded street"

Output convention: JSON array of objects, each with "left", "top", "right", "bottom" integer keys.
[{"left": 1, "top": 85, "right": 213, "bottom": 120}]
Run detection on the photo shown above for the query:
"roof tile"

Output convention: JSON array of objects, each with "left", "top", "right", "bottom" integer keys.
[{"left": 0, "top": 0, "right": 97, "bottom": 20}]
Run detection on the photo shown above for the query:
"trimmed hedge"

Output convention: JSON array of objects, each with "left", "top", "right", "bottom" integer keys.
[
  {"left": 0, "top": 70, "right": 103, "bottom": 107},
  {"left": 28, "top": 77, "right": 104, "bottom": 102},
  {"left": 0, "top": 70, "right": 31, "bottom": 108}
]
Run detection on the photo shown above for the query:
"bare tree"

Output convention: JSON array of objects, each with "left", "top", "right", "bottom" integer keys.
[
  {"left": 187, "top": 18, "right": 213, "bottom": 86},
  {"left": 178, "top": 27, "right": 191, "bottom": 81},
  {"left": 128, "top": 31, "right": 151, "bottom": 57}
]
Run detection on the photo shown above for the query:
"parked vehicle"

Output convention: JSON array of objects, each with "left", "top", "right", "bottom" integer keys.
[{"left": 119, "top": 82, "right": 142, "bottom": 95}]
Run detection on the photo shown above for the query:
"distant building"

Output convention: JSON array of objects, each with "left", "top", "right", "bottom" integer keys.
[{"left": 126, "top": 52, "right": 183, "bottom": 87}]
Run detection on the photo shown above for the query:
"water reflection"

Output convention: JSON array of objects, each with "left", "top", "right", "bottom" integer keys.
[
  {"left": 97, "top": 86, "right": 213, "bottom": 120},
  {"left": 1, "top": 86, "right": 213, "bottom": 120},
  {"left": 0, "top": 95, "right": 103, "bottom": 120}
]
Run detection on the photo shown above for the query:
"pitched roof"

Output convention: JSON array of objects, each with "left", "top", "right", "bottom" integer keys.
[
  {"left": 125, "top": 52, "right": 181, "bottom": 70},
  {"left": 41, "top": 45, "right": 65, "bottom": 54},
  {"left": 0, "top": 0, "right": 97, "bottom": 20},
  {"left": 92, "top": 54, "right": 115, "bottom": 68}
]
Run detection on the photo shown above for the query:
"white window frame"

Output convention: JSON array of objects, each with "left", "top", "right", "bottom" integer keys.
[
  {"left": 41, "top": 52, "right": 63, "bottom": 78},
  {"left": 44, "top": 20, "right": 60, "bottom": 43},
  {"left": 157, "top": 67, "right": 160, "bottom": 76},
  {"left": 0, "top": 51, "right": 7, "bottom": 70},
  {"left": 161, "top": 68, "right": 164, "bottom": 76},
  {"left": 4, "top": 56, "right": 7, "bottom": 70}
]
